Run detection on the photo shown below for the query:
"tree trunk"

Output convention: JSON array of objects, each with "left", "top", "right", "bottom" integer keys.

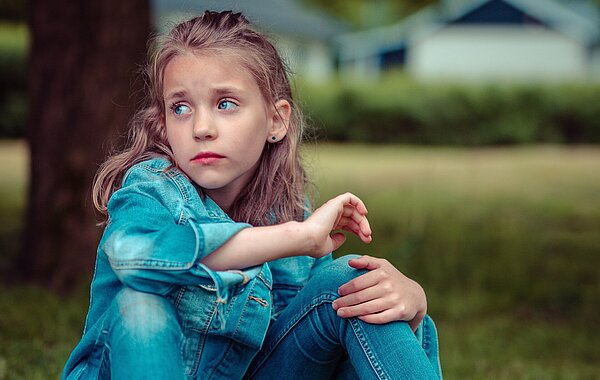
[{"left": 19, "top": 0, "right": 149, "bottom": 292}]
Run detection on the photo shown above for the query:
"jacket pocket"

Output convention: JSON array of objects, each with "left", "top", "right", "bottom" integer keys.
[
  {"left": 212, "top": 267, "right": 272, "bottom": 349},
  {"left": 193, "top": 266, "right": 272, "bottom": 379},
  {"left": 169, "top": 285, "right": 218, "bottom": 377}
]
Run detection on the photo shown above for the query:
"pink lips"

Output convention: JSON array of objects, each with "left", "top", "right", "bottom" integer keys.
[{"left": 191, "top": 152, "right": 225, "bottom": 165}]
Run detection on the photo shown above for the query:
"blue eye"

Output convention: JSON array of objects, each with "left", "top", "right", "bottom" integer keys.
[
  {"left": 172, "top": 103, "right": 191, "bottom": 116},
  {"left": 218, "top": 100, "right": 237, "bottom": 111}
]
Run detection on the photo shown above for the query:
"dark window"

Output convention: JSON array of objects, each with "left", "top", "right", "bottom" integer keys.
[
  {"left": 381, "top": 46, "right": 407, "bottom": 69},
  {"left": 452, "top": 0, "right": 545, "bottom": 26}
]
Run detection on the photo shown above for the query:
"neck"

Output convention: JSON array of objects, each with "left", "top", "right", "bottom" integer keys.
[{"left": 204, "top": 188, "right": 237, "bottom": 215}]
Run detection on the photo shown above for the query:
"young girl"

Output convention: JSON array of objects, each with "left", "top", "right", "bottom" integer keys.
[{"left": 63, "top": 11, "right": 442, "bottom": 380}]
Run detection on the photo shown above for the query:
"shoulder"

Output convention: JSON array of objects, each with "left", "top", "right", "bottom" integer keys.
[
  {"left": 121, "top": 157, "right": 194, "bottom": 199},
  {"left": 123, "top": 156, "right": 175, "bottom": 184},
  {"left": 110, "top": 156, "right": 205, "bottom": 218}
]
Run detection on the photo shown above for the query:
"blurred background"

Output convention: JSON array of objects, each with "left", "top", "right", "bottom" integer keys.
[{"left": 1, "top": 0, "right": 599, "bottom": 378}]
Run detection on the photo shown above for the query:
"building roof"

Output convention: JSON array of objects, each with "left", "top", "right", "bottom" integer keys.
[
  {"left": 335, "top": 0, "right": 600, "bottom": 61},
  {"left": 450, "top": 0, "right": 600, "bottom": 45},
  {"left": 152, "top": 0, "right": 349, "bottom": 40}
]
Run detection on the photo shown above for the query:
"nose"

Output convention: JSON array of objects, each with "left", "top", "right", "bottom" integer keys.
[{"left": 192, "top": 112, "right": 217, "bottom": 141}]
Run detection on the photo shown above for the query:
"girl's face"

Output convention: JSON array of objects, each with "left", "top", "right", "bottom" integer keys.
[{"left": 162, "top": 53, "right": 289, "bottom": 211}]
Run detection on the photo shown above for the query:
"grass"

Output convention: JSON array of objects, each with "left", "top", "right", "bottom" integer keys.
[
  {"left": 0, "top": 22, "right": 28, "bottom": 57},
  {"left": 1, "top": 140, "right": 599, "bottom": 379},
  {"left": 309, "top": 144, "right": 600, "bottom": 379},
  {"left": 307, "top": 144, "right": 600, "bottom": 315},
  {"left": 0, "top": 141, "right": 27, "bottom": 276}
]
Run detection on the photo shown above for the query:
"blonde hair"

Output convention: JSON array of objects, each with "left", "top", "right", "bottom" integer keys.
[{"left": 93, "top": 11, "right": 310, "bottom": 226}]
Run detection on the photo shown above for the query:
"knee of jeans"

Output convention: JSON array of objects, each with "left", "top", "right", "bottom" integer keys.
[
  {"left": 112, "top": 288, "right": 180, "bottom": 341},
  {"left": 309, "top": 254, "right": 367, "bottom": 295}
]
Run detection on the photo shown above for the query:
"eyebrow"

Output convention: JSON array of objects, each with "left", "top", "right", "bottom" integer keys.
[
  {"left": 164, "top": 90, "right": 187, "bottom": 102},
  {"left": 211, "top": 86, "right": 245, "bottom": 97},
  {"left": 164, "top": 85, "right": 247, "bottom": 101}
]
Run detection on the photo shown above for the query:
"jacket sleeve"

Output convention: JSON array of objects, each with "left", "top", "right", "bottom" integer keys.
[{"left": 101, "top": 168, "right": 258, "bottom": 298}]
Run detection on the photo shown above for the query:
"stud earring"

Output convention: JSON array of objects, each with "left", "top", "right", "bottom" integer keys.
[{"left": 271, "top": 136, "right": 277, "bottom": 141}]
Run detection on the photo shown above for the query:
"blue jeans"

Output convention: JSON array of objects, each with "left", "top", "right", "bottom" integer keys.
[
  {"left": 246, "top": 255, "right": 442, "bottom": 379},
  {"left": 97, "top": 288, "right": 186, "bottom": 379},
  {"left": 97, "top": 256, "right": 442, "bottom": 379}
]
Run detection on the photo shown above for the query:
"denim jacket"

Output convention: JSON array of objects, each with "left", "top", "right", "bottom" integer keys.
[{"left": 62, "top": 157, "right": 332, "bottom": 379}]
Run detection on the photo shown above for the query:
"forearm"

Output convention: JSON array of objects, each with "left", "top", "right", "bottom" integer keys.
[
  {"left": 202, "top": 192, "right": 372, "bottom": 271},
  {"left": 200, "top": 221, "right": 314, "bottom": 271}
]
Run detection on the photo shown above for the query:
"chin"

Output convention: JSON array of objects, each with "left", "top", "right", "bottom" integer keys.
[{"left": 194, "top": 179, "right": 228, "bottom": 190}]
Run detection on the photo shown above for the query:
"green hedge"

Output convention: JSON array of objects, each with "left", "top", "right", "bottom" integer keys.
[
  {"left": 296, "top": 75, "right": 600, "bottom": 145},
  {"left": 3, "top": 24, "right": 600, "bottom": 145},
  {"left": 0, "top": 22, "right": 27, "bottom": 138}
]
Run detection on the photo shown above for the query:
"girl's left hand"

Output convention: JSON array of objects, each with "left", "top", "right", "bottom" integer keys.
[{"left": 331, "top": 255, "right": 427, "bottom": 331}]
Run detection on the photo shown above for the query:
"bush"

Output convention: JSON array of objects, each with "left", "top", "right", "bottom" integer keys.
[
  {"left": 0, "top": 22, "right": 27, "bottom": 138},
  {"left": 296, "top": 75, "right": 600, "bottom": 145}
]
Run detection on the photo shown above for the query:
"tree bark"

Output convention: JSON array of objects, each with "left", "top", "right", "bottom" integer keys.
[{"left": 19, "top": 0, "right": 149, "bottom": 292}]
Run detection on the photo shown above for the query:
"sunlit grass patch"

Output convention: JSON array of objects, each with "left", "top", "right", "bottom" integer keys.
[{"left": 0, "top": 140, "right": 27, "bottom": 206}]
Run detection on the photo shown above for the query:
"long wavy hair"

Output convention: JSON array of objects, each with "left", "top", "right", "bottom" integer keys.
[{"left": 92, "top": 10, "right": 310, "bottom": 226}]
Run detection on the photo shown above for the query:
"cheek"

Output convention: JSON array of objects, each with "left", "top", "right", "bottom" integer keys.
[
  {"left": 235, "top": 116, "right": 269, "bottom": 153},
  {"left": 239, "top": 136, "right": 266, "bottom": 162},
  {"left": 165, "top": 126, "right": 185, "bottom": 155}
]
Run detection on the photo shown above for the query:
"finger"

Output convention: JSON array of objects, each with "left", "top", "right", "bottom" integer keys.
[
  {"left": 338, "top": 192, "right": 368, "bottom": 215},
  {"left": 357, "top": 309, "right": 400, "bottom": 325},
  {"left": 336, "top": 298, "right": 387, "bottom": 318},
  {"left": 347, "top": 255, "right": 383, "bottom": 271},
  {"left": 336, "top": 216, "right": 360, "bottom": 231},
  {"left": 339, "top": 208, "right": 372, "bottom": 239},
  {"left": 329, "top": 232, "right": 346, "bottom": 252},
  {"left": 346, "top": 255, "right": 371, "bottom": 269},
  {"left": 342, "top": 203, "right": 371, "bottom": 227},
  {"left": 408, "top": 312, "right": 425, "bottom": 332},
  {"left": 339, "top": 207, "right": 366, "bottom": 229},
  {"left": 333, "top": 284, "right": 382, "bottom": 310},
  {"left": 354, "top": 212, "right": 372, "bottom": 239},
  {"left": 340, "top": 220, "right": 362, "bottom": 237},
  {"left": 338, "top": 269, "right": 383, "bottom": 296},
  {"left": 337, "top": 218, "right": 372, "bottom": 243}
]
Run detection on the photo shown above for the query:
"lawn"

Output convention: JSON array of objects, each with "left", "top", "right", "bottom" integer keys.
[{"left": 1, "top": 140, "right": 599, "bottom": 379}]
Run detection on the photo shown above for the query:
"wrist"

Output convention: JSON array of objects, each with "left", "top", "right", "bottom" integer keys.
[{"left": 288, "top": 220, "right": 318, "bottom": 256}]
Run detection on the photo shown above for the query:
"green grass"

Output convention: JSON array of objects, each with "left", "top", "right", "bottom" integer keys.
[
  {"left": 1, "top": 140, "right": 599, "bottom": 379},
  {"left": 307, "top": 144, "right": 600, "bottom": 317},
  {"left": 0, "top": 22, "right": 28, "bottom": 56},
  {"left": 0, "top": 141, "right": 27, "bottom": 276},
  {"left": 0, "top": 285, "right": 89, "bottom": 380}
]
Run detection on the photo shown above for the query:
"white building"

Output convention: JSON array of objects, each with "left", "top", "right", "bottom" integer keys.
[{"left": 336, "top": 0, "right": 600, "bottom": 82}]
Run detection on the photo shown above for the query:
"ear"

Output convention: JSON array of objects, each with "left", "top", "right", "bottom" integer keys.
[{"left": 267, "top": 99, "right": 291, "bottom": 143}]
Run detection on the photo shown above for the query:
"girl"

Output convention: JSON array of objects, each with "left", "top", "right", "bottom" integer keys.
[{"left": 63, "top": 11, "right": 442, "bottom": 380}]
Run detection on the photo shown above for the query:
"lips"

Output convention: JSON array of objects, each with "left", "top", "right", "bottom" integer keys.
[{"left": 191, "top": 152, "right": 225, "bottom": 165}]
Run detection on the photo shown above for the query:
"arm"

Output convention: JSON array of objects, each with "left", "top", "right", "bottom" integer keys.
[
  {"left": 103, "top": 166, "right": 253, "bottom": 295},
  {"left": 201, "top": 192, "right": 373, "bottom": 270}
]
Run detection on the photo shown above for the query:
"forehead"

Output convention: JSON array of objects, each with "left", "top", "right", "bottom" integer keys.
[{"left": 162, "top": 51, "right": 258, "bottom": 93}]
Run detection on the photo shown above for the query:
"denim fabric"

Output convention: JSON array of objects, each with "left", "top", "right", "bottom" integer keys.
[
  {"left": 62, "top": 157, "right": 329, "bottom": 379},
  {"left": 246, "top": 255, "right": 442, "bottom": 380},
  {"left": 62, "top": 157, "right": 442, "bottom": 379}
]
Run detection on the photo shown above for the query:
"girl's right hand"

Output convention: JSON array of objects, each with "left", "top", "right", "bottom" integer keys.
[{"left": 303, "top": 193, "right": 372, "bottom": 258}]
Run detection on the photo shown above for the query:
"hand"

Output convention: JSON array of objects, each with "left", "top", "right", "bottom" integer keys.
[
  {"left": 332, "top": 255, "right": 427, "bottom": 331},
  {"left": 303, "top": 193, "right": 372, "bottom": 257}
]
